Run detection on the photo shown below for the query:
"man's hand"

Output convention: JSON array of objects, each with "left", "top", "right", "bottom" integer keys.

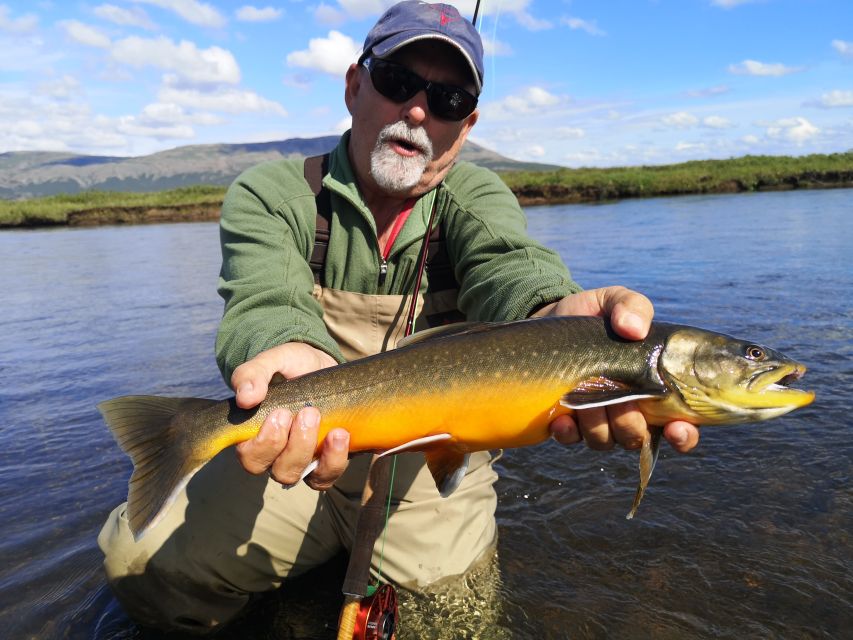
[
  {"left": 533, "top": 286, "right": 700, "bottom": 454},
  {"left": 230, "top": 342, "right": 350, "bottom": 490}
]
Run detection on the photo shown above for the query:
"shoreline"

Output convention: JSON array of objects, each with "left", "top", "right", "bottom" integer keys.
[
  {"left": 7, "top": 182, "right": 852, "bottom": 230},
  {"left": 3, "top": 152, "right": 852, "bottom": 228},
  {"left": 513, "top": 179, "right": 853, "bottom": 207}
]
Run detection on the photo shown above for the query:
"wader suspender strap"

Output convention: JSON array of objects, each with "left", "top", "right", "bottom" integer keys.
[
  {"left": 304, "top": 153, "right": 332, "bottom": 285},
  {"left": 303, "top": 153, "right": 459, "bottom": 293}
]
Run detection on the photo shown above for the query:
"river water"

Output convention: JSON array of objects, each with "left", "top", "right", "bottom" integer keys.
[{"left": 0, "top": 188, "right": 849, "bottom": 639}]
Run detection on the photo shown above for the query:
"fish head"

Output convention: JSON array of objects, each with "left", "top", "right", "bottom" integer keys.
[{"left": 657, "top": 328, "right": 815, "bottom": 424}]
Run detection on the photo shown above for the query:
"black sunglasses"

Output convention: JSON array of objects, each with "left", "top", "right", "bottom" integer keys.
[{"left": 362, "top": 57, "right": 478, "bottom": 122}]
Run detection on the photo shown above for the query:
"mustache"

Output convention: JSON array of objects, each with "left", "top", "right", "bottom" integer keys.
[{"left": 376, "top": 121, "right": 434, "bottom": 159}]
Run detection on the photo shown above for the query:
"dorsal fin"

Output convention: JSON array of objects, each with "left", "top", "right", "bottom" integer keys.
[{"left": 396, "top": 321, "right": 493, "bottom": 348}]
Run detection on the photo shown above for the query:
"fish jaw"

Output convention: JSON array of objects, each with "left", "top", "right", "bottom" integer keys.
[{"left": 713, "top": 362, "right": 815, "bottom": 421}]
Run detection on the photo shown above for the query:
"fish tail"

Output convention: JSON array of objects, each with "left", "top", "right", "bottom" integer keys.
[
  {"left": 626, "top": 426, "right": 663, "bottom": 520},
  {"left": 98, "top": 395, "right": 219, "bottom": 539}
]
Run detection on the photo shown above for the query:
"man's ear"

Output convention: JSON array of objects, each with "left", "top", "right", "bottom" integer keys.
[
  {"left": 459, "top": 108, "right": 479, "bottom": 141},
  {"left": 344, "top": 63, "right": 361, "bottom": 116}
]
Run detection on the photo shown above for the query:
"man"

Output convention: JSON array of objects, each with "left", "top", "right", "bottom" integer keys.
[{"left": 99, "top": 1, "right": 699, "bottom": 633}]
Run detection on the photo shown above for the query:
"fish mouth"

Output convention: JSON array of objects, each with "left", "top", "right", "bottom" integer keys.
[{"left": 747, "top": 363, "right": 815, "bottom": 408}]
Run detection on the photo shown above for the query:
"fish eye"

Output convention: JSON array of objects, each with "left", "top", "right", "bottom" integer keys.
[{"left": 745, "top": 345, "right": 766, "bottom": 361}]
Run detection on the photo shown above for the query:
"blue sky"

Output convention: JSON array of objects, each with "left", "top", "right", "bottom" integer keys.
[{"left": 1, "top": 0, "right": 851, "bottom": 166}]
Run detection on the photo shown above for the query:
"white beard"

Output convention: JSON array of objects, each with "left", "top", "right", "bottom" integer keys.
[{"left": 369, "top": 121, "right": 434, "bottom": 194}]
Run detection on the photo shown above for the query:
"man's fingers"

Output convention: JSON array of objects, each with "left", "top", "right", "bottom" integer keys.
[
  {"left": 600, "top": 287, "right": 654, "bottom": 341},
  {"left": 576, "top": 407, "right": 614, "bottom": 450},
  {"left": 235, "top": 409, "right": 290, "bottom": 474},
  {"left": 305, "top": 429, "right": 350, "bottom": 491},
  {"left": 550, "top": 413, "right": 581, "bottom": 445},
  {"left": 269, "top": 406, "right": 321, "bottom": 485},
  {"left": 605, "top": 402, "right": 646, "bottom": 450},
  {"left": 663, "top": 420, "right": 700, "bottom": 453}
]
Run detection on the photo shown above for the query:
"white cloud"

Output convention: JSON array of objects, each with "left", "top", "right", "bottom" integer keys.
[
  {"left": 561, "top": 16, "right": 605, "bottom": 37},
  {"left": 235, "top": 6, "right": 283, "bottom": 22},
  {"left": 315, "top": 3, "right": 347, "bottom": 27},
  {"left": 702, "top": 115, "right": 732, "bottom": 128},
  {"left": 116, "top": 117, "right": 195, "bottom": 139},
  {"left": 555, "top": 126, "right": 585, "bottom": 139},
  {"left": 675, "top": 141, "right": 708, "bottom": 153},
  {"left": 137, "top": 102, "right": 221, "bottom": 125},
  {"left": 483, "top": 38, "right": 512, "bottom": 57},
  {"left": 159, "top": 84, "right": 287, "bottom": 115},
  {"left": 514, "top": 11, "right": 552, "bottom": 31},
  {"left": 133, "top": 0, "right": 226, "bottom": 29},
  {"left": 286, "top": 30, "right": 361, "bottom": 76},
  {"left": 334, "top": 115, "right": 352, "bottom": 133},
  {"left": 94, "top": 4, "right": 156, "bottom": 30},
  {"left": 661, "top": 111, "right": 699, "bottom": 128},
  {"left": 111, "top": 36, "right": 241, "bottom": 84},
  {"left": 765, "top": 117, "right": 819, "bottom": 145},
  {"left": 832, "top": 40, "right": 853, "bottom": 58},
  {"left": 808, "top": 90, "right": 853, "bottom": 108},
  {"left": 37, "top": 74, "right": 81, "bottom": 99},
  {"left": 525, "top": 144, "right": 546, "bottom": 158},
  {"left": 491, "top": 86, "right": 562, "bottom": 115},
  {"left": 0, "top": 5, "right": 38, "bottom": 32},
  {"left": 728, "top": 59, "right": 801, "bottom": 77},
  {"left": 60, "top": 20, "right": 111, "bottom": 48}
]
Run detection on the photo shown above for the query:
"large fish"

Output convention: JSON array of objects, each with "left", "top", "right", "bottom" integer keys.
[{"left": 99, "top": 317, "right": 814, "bottom": 538}]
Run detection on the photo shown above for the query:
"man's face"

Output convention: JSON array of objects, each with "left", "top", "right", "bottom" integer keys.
[{"left": 345, "top": 41, "right": 479, "bottom": 201}]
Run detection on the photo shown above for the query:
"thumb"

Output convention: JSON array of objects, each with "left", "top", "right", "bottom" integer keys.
[{"left": 231, "top": 360, "right": 272, "bottom": 409}]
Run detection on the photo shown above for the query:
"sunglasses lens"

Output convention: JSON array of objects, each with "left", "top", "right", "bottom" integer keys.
[
  {"left": 367, "top": 59, "right": 477, "bottom": 121},
  {"left": 371, "top": 62, "right": 421, "bottom": 103},
  {"left": 427, "top": 86, "right": 477, "bottom": 121}
]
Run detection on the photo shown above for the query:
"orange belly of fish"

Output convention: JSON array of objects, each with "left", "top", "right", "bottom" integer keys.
[{"left": 316, "top": 378, "right": 572, "bottom": 455}]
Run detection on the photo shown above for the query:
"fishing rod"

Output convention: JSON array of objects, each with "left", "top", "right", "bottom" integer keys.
[{"left": 336, "top": 4, "right": 486, "bottom": 638}]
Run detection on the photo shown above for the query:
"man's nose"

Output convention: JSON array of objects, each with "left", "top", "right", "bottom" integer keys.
[{"left": 401, "top": 92, "right": 428, "bottom": 126}]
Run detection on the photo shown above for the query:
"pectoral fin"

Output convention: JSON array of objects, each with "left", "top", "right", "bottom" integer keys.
[
  {"left": 560, "top": 377, "right": 663, "bottom": 409},
  {"left": 626, "top": 426, "right": 663, "bottom": 520},
  {"left": 424, "top": 449, "right": 470, "bottom": 497}
]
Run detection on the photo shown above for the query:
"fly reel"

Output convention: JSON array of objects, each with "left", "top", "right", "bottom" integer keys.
[{"left": 353, "top": 583, "right": 398, "bottom": 640}]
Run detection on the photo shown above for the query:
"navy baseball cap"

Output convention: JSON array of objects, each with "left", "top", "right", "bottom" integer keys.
[{"left": 359, "top": 1, "right": 484, "bottom": 94}]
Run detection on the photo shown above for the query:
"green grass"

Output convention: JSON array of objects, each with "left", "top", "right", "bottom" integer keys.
[
  {"left": 2, "top": 153, "right": 852, "bottom": 228},
  {"left": 500, "top": 152, "right": 853, "bottom": 202},
  {"left": 0, "top": 185, "right": 227, "bottom": 227}
]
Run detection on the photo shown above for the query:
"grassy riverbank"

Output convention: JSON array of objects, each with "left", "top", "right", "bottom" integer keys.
[
  {"left": 504, "top": 152, "right": 853, "bottom": 205},
  {"left": 0, "top": 185, "right": 225, "bottom": 227},
  {"left": 2, "top": 152, "right": 851, "bottom": 227}
]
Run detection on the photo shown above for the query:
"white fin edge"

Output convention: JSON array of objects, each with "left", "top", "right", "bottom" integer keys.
[
  {"left": 560, "top": 394, "right": 659, "bottom": 410},
  {"left": 377, "top": 433, "right": 453, "bottom": 457},
  {"left": 298, "top": 459, "right": 319, "bottom": 481},
  {"left": 136, "top": 463, "right": 204, "bottom": 540}
]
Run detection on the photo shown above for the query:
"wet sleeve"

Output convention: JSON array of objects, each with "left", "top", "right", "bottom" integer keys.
[
  {"left": 215, "top": 163, "right": 345, "bottom": 386},
  {"left": 442, "top": 165, "right": 582, "bottom": 321}
]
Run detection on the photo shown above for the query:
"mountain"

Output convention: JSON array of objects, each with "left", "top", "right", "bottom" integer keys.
[{"left": 0, "top": 137, "right": 561, "bottom": 200}]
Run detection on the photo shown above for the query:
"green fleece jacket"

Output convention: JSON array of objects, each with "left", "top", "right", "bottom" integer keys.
[{"left": 216, "top": 133, "right": 580, "bottom": 383}]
